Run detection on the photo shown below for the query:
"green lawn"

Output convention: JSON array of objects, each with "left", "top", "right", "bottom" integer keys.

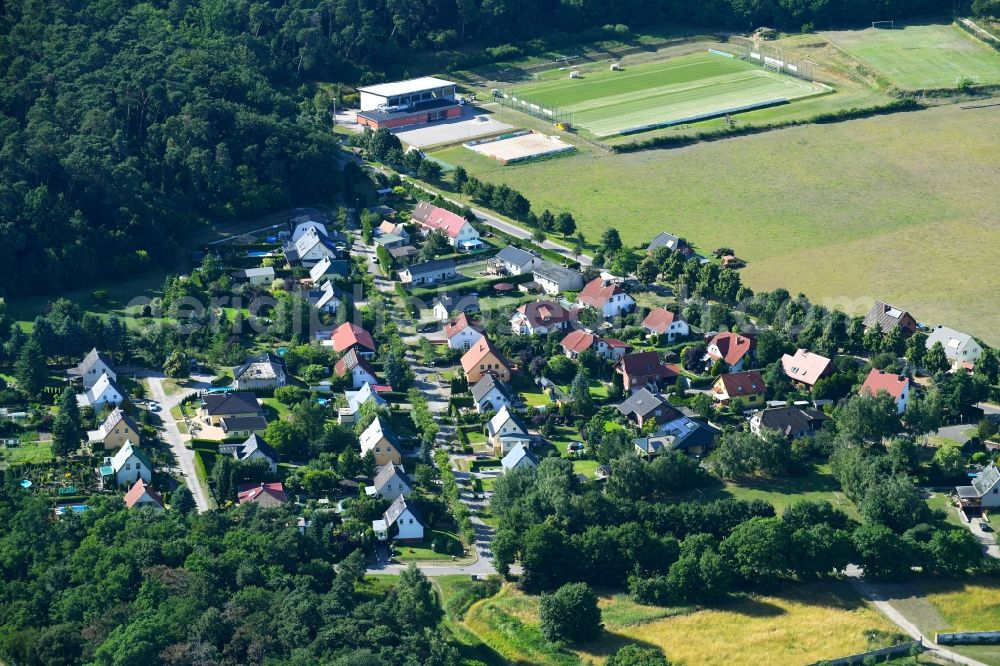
[
  {"left": 509, "top": 51, "right": 825, "bottom": 137},
  {"left": 687, "top": 463, "right": 859, "bottom": 520},
  {"left": 392, "top": 529, "right": 466, "bottom": 562},
  {"left": 572, "top": 459, "right": 600, "bottom": 478},
  {"left": 0, "top": 440, "right": 54, "bottom": 465},
  {"left": 432, "top": 101, "right": 1000, "bottom": 346},
  {"left": 520, "top": 388, "right": 551, "bottom": 407},
  {"left": 825, "top": 23, "right": 1000, "bottom": 90}
]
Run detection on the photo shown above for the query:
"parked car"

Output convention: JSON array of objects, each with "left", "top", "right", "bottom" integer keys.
[
  {"left": 980, "top": 522, "right": 992, "bottom": 532},
  {"left": 418, "top": 323, "right": 437, "bottom": 333}
]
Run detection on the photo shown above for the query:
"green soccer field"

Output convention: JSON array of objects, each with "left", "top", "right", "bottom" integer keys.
[
  {"left": 825, "top": 23, "right": 1000, "bottom": 90},
  {"left": 506, "top": 52, "right": 824, "bottom": 137}
]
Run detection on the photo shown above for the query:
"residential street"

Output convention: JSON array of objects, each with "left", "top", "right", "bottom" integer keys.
[{"left": 143, "top": 373, "right": 215, "bottom": 513}]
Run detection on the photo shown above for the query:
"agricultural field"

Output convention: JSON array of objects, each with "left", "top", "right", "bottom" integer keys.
[
  {"left": 431, "top": 101, "right": 1000, "bottom": 345},
  {"left": 461, "top": 583, "right": 900, "bottom": 666},
  {"left": 506, "top": 51, "right": 825, "bottom": 137},
  {"left": 824, "top": 23, "right": 1000, "bottom": 90}
]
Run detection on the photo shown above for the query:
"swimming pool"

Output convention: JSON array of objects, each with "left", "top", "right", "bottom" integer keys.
[{"left": 247, "top": 251, "right": 272, "bottom": 258}]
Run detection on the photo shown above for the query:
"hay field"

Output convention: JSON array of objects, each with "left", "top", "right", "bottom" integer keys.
[
  {"left": 508, "top": 51, "right": 823, "bottom": 136},
  {"left": 431, "top": 102, "right": 1000, "bottom": 345},
  {"left": 824, "top": 23, "right": 1000, "bottom": 89}
]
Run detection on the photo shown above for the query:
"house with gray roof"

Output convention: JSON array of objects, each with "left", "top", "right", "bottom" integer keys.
[
  {"left": 532, "top": 260, "right": 584, "bottom": 296},
  {"left": 309, "top": 255, "right": 350, "bottom": 282},
  {"left": 105, "top": 441, "right": 152, "bottom": 487},
  {"left": 67, "top": 348, "right": 117, "bottom": 390},
  {"left": 471, "top": 374, "right": 516, "bottom": 413},
  {"left": 501, "top": 442, "right": 539, "bottom": 473},
  {"left": 373, "top": 495, "right": 424, "bottom": 541},
  {"left": 925, "top": 325, "right": 983, "bottom": 370},
  {"left": 492, "top": 246, "right": 540, "bottom": 275},
  {"left": 365, "top": 462, "right": 412, "bottom": 501},
  {"left": 863, "top": 300, "right": 918, "bottom": 336},
  {"left": 398, "top": 258, "right": 456, "bottom": 287},
  {"left": 309, "top": 280, "right": 342, "bottom": 314},
  {"left": 78, "top": 372, "right": 128, "bottom": 410},
  {"left": 647, "top": 231, "right": 691, "bottom": 254},
  {"left": 956, "top": 464, "right": 1000, "bottom": 513},
  {"left": 219, "top": 433, "right": 279, "bottom": 473},
  {"left": 749, "top": 407, "right": 828, "bottom": 440},
  {"left": 487, "top": 405, "right": 530, "bottom": 456},
  {"left": 233, "top": 352, "right": 286, "bottom": 390},
  {"left": 615, "top": 388, "right": 680, "bottom": 428}
]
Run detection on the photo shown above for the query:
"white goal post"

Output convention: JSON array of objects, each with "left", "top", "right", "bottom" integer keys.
[{"left": 872, "top": 20, "right": 894, "bottom": 29}]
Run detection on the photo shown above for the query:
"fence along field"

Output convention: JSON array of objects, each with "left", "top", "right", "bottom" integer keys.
[
  {"left": 824, "top": 22, "right": 1000, "bottom": 90},
  {"left": 500, "top": 51, "right": 827, "bottom": 137}
]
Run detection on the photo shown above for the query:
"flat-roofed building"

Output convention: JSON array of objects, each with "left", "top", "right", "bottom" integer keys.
[{"left": 357, "top": 77, "right": 461, "bottom": 130}]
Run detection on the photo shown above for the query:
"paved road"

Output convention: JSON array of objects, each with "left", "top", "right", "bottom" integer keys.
[
  {"left": 845, "top": 566, "right": 989, "bottom": 666},
  {"left": 144, "top": 373, "right": 215, "bottom": 513}
]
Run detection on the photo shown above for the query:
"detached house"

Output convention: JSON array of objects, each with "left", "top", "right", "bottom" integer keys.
[
  {"left": 511, "top": 301, "right": 573, "bottom": 336},
  {"left": 309, "top": 255, "right": 350, "bottom": 282},
  {"left": 78, "top": 372, "right": 128, "bottom": 410},
  {"left": 67, "top": 348, "right": 117, "bottom": 390},
  {"left": 432, "top": 293, "right": 480, "bottom": 322},
  {"left": 365, "top": 462, "right": 412, "bottom": 501},
  {"left": 956, "top": 464, "right": 1000, "bottom": 514},
  {"left": 493, "top": 246, "right": 540, "bottom": 275},
  {"left": 578, "top": 277, "right": 636, "bottom": 319},
  {"left": 532, "top": 261, "right": 584, "bottom": 296},
  {"left": 331, "top": 322, "right": 377, "bottom": 358},
  {"left": 750, "top": 407, "right": 828, "bottom": 439},
  {"left": 308, "top": 280, "right": 342, "bottom": 314},
  {"left": 88, "top": 407, "right": 140, "bottom": 451},
  {"left": 560, "top": 330, "right": 629, "bottom": 361},
  {"left": 925, "top": 325, "right": 983, "bottom": 370},
  {"left": 501, "top": 442, "right": 539, "bottom": 473},
  {"left": 444, "top": 313, "right": 485, "bottom": 350},
  {"left": 471, "top": 374, "right": 516, "bottom": 413},
  {"left": 615, "top": 352, "right": 680, "bottom": 392},
  {"left": 287, "top": 226, "right": 344, "bottom": 267},
  {"left": 219, "top": 433, "right": 279, "bottom": 473},
  {"left": 615, "top": 388, "right": 680, "bottom": 428},
  {"left": 107, "top": 441, "right": 152, "bottom": 486},
  {"left": 289, "top": 209, "right": 328, "bottom": 241},
  {"left": 233, "top": 352, "right": 287, "bottom": 390},
  {"left": 237, "top": 482, "right": 287, "bottom": 507},
  {"left": 635, "top": 416, "right": 719, "bottom": 457},
  {"left": 199, "top": 392, "right": 263, "bottom": 426},
  {"left": 411, "top": 201, "right": 481, "bottom": 251},
  {"left": 780, "top": 349, "right": 833, "bottom": 389},
  {"left": 360, "top": 416, "right": 403, "bottom": 467},
  {"left": 244, "top": 267, "right": 275, "bottom": 287},
  {"left": 461, "top": 338, "right": 511, "bottom": 384},
  {"left": 711, "top": 371, "right": 766, "bottom": 408},
  {"left": 859, "top": 369, "right": 910, "bottom": 414},
  {"left": 123, "top": 479, "right": 164, "bottom": 511},
  {"left": 398, "top": 258, "right": 457, "bottom": 287},
  {"left": 373, "top": 495, "right": 425, "bottom": 541},
  {"left": 334, "top": 349, "right": 380, "bottom": 389},
  {"left": 341, "top": 382, "right": 388, "bottom": 424},
  {"left": 642, "top": 308, "right": 689, "bottom": 342},
  {"left": 706, "top": 332, "right": 754, "bottom": 372},
  {"left": 647, "top": 231, "right": 691, "bottom": 254},
  {"left": 863, "top": 300, "right": 918, "bottom": 336},
  {"left": 487, "top": 405, "right": 531, "bottom": 456}
]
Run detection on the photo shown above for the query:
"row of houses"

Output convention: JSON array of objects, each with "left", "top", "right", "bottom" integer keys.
[{"left": 864, "top": 300, "right": 984, "bottom": 371}]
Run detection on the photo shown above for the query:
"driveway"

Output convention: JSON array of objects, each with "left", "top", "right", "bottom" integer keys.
[{"left": 143, "top": 373, "right": 215, "bottom": 512}]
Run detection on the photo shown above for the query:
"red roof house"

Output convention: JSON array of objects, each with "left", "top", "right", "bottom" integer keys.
[
  {"left": 780, "top": 349, "right": 833, "bottom": 388},
  {"left": 331, "top": 322, "right": 376, "bottom": 357},
  {"left": 859, "top": 369, "right": 910, "bottom": 414},
  {"left": 123, "top": 479, "right": 164, "bottom": 510},
  {"left": 706, "top": 332, "right": 754, "bottom": 371},
  {"left": 642, "top": 307, "right": 690, "bottom": 341},
  {"left": 237, "top": 482, "right": 287, "bottom": 507},
  {"left": 578, "top": 278, "right": 636, "bottom": 318},
  {"left": 615, "top": 351, "right": 680, "bottom": 391},
  {"left": 411, "top": 201, "right": 468, "bottom": 239},
  {"left": 712, "top": 371, "right": 766, "bottom": 407}
]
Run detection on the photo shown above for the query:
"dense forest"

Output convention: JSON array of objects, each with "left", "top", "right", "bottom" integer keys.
[
  {"left": 0, "top": 0, "right": 955, "bottom": 298},
  {"left": 0, "top": 480, "right": 459, "bottom": 666}
]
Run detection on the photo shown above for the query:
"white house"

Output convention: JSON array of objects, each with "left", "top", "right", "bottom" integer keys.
[
  {"left": 67, "top": 348, "right": 117, "bottom": 391},
  {"left": 532, "top": 261, "right": 584, "bottom": 296},
  {"left": 956, "top": 464, "right": 1000, "bottom": 513},
  {"left": 411, "top": 201, "right": 481, "bottom": 251},
  {"left": 471, "top": 374, "right": 515, "bottom": 414},
  {"left": 309, "top": 280, "right": 341, "bottom": 314},
  {"left": 859, "top": 369, "right": 910, "bottom": 415},
  {"left": 107, "top": 441, "right": 152, "bottom": 486},
  {"left": 340, "top": 382, "right": 388, "bottom": 424},
  {"left": 398, "top": 258, "right": 457, "bottom": 287},
  {"left": 926, "top": 325, "right": 983, "bottom": 370},
  {"left": 365, "top": 462, "right": 412, "bottom": 501},
  {"left": 432, "top": 294, "right": 480, "bottom": 322},
  {"left": 488, "top": 405, "right": 531, "bottom": 456},
  {"left": 78, "top": 372, "right": 128, "bottom": 410},
  {"left": 218, "top": 433, "right": 279, "bottom": 474},
  {"left": 641, "top": 308, "right": 690, "bottom": 342},
  {"left": 444, "top": 313, "right": 484, "bottom": 351},
  {"left": 501, "top": 442, "right": 539, "bottom": 473},
  {"left": 291, "top": 219, "right": 328, "bottom": 242},
  {"left": 493, "top": 246, "right": 540, "bottom": 275},
  {"left": 373, "top": 495, "right": 425, "bottom": 541},
  {"left": 577, "top": 277, "right": 635, "bottom": 319},
  {"left": 123, "top": 479, "right": 164, "bottom": 511},
  {"left": 292, "top": 227, "right": 341, "bottom": 266},
  {"left": 510, "top": 301, "right": 573, "bottom": 336},
  {"left": 233, "top": 352, "right": 287, "bottom": 390},
  {"left": 244, "top": 267, "right": 275, "bottom": 286},
  {"left": 334, "top": 349, "right": 379, "bottom": 389}
]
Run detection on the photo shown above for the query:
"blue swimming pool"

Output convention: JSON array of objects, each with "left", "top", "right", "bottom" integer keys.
[
  {"left": 247, "top": 251, "right": 270, "bottom": 258},
  {"left": 204, "top": 386, "right": 235, "bottom": 393}
]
